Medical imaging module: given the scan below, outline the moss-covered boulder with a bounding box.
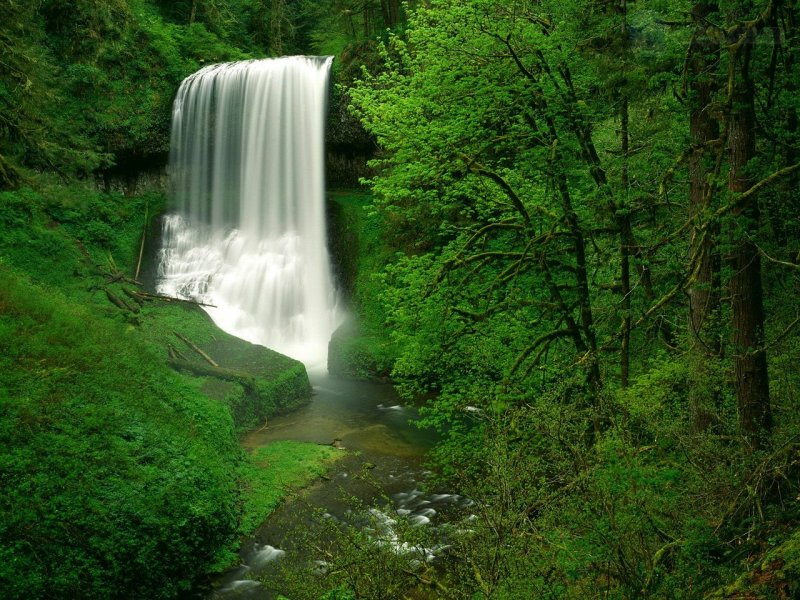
[327,317,393,382]
[134,300,311,430]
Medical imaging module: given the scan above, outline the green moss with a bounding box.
[708,528,800,599]
[1,0,261,179]
[328,318,393,382]
[327,190,397,381]
[237,441,344,535]
[134,301,311,430]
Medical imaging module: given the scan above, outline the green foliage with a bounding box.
[275,360,799,598]
[0,264,240,599]
[0,178,318,598]
[328,322,394,381]
[0,0,798,597]
[339,0,800,597]
[237,441,342,534]
[0,0,262,183]
[0,0,401,184]
[707,528,800,599]
[131,300,311,430]
[327,191,398,380]
[0,2,111,182]
[0,182,159,291]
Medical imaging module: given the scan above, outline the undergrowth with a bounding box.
[0,178,327,598]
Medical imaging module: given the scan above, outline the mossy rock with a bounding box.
[327,318,393,382]
[133,300,312,431]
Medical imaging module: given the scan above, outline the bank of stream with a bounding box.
[207,372,472,599]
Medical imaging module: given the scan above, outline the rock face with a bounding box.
[327,317,393,382]
[325,77,374,188]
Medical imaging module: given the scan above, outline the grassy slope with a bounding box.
[0,179,339,598]
[0,263,240,598]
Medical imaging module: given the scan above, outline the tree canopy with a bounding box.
[339,0,800,595]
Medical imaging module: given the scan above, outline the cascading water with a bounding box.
[157,56,340,367]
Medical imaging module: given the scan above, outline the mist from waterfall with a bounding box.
[157,56,340,367]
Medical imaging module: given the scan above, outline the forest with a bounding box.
[1,0,800,598]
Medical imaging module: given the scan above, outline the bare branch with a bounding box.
[754,242,800,271]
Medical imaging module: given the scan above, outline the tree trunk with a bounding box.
[554,168,601,391]
[363,4,371,38]
[688,4,720,352]
[380,0,391,27]
[270,0,285,55]
[619,94,631,387]
[168,359,257,390]
[687,1,722,430]
[727,40,772,445]
[384,0,401,27]
[253,0,270,50]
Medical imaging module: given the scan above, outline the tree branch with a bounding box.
[460,155,532,226]
[511,328,577,374]
[711,162,800,220]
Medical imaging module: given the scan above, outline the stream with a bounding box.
[207,372,472,599]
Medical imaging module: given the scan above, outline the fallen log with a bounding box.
[104,271,143,286]
[105,289,139,314]
[167,359,256,389]
[167,344,187,361]
[123,287,145,306]
[174,332,219,367]
[132,291,217,308]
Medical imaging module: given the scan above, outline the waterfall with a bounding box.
[157,56,340,367]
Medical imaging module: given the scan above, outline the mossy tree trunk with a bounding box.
[726,27,772,446]
[687,0,722,431]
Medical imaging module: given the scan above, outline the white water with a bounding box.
[157,56,340,367]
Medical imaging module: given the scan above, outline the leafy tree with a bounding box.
[343,0,800,595]
[350,0,689,412]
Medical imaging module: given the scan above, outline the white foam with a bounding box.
[249,544,285,569]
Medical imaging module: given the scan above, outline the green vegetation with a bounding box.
[327,190,396,380]
[309,1,800,598]
[2,0,800,598]
[0,178,319,598]
[0,3,412,598]
[238,441,342,534]
[0,263,240,598]
[0,0,409,188]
